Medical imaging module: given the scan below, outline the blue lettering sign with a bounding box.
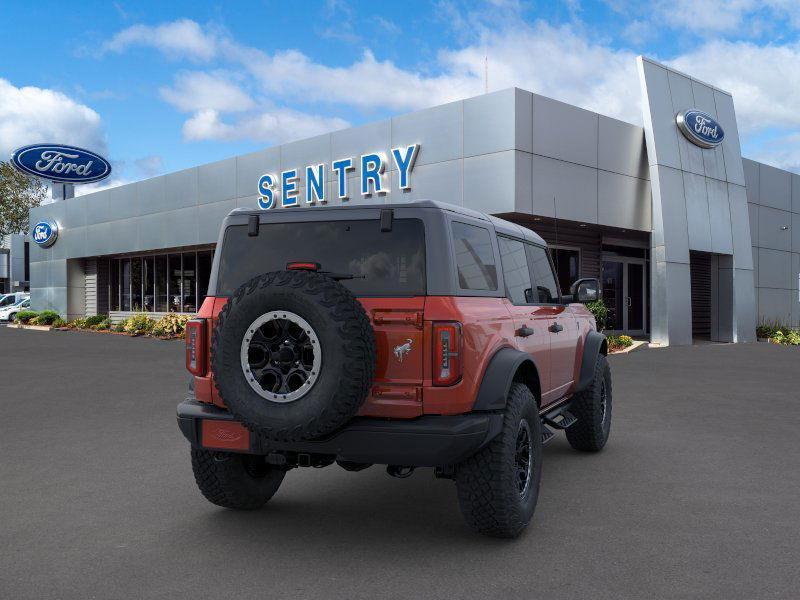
[281,169,299,207]
[31,220,58,247]
[332,158,354,200]
[392,144,419,190]
[361,153,385,196]
[258,173,277,209]
[676,109,725,149]
[305,164,326,204]
[11,144,111,184]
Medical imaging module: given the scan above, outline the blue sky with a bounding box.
[1,0,799,193]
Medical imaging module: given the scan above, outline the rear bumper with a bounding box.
[177,399,503,467]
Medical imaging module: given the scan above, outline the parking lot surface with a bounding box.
[1,326,798,599]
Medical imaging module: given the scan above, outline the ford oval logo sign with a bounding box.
[676,110,725,149]
[11,144,111,184]
[32,220,59,247]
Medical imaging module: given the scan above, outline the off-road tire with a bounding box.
[455,383,542,538]
[565,354,612,452]
[191,448,285,510]
[211,270,376,442]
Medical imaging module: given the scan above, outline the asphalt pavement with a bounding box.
[1,326,798,599]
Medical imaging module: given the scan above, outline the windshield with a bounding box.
[216,218,426,297]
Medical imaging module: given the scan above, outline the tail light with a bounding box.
[433,322,462,386]
[286,261,320,271]
[186,319,207,376]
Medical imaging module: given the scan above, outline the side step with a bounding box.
[540,402,578,445]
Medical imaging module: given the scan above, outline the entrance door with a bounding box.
[601,258,646,336]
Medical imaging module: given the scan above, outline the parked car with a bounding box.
[0,297,31,322]
[177,201,611,537]
[0,292,29,309]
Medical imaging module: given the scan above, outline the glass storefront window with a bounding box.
[110,260,119,311]
[121,259,131,311]
[155,255,168,312]
[131,258,142,311]
[143,257,155,312]
[183,252,197,313]
[169,254,182,312]
[197,251,212,309]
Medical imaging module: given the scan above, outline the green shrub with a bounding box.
[113,321,126,333]
[122,313,155,335]
[608,334,633,349]
[152,313,192,338]
[84,314,108,327]
[15,310,39,324]
[30,310,61,325]
[757,320,800,345]
[92,318,112,331]
[52,317,66,328]
[585,299,608,331]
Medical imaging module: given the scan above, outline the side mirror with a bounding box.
[567,278,599,304]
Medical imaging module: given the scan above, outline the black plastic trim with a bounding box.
[176,400,503,467]
[472,347,538,411]
[575,330,607,392]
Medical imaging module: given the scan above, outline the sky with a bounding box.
[1,0,799,195]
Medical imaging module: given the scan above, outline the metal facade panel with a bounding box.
[792,253,799,289]
[531,155,598,224]
[683,171,712,252]
[198,157,237,205]
[759,163,792,211]
[638,58,681,169]
[463,151,516,214]
[83,190,112,225]
[157,207,199,248]
[163,167,199,211]
[758,287,791,323]
[280,133,332,175]
[388,158,462,205]
[748,202,759,246]
[532,94,598,168]
[706,178,733,254]
[758,248,791,289]
[58,227,87,260]
[758,206,792,251]
[64,195,87,229]
[138,175,168,216]
[667,71,704,176]
[106,183,140,221]
[742,159,759,204]
[103,217,140,255]
[690,81,727,182]
[198,199,236,243]
[597,170,651,231]
[728,184,753,270]
[713,90,746,186]
[514,151,533,214]
[391,101,463,166]
[752,246,759,293]
[514,89,533,154]
[792,288,800,326]
[793,174,800,213]
[794,213,800,251]
[137,212,167,251]
[664,261,693,345]
[236,147,281,197]
[597,116,648,179]
[462,89,516,157]
[331,120,391,178]
[84,222,112,257]
[651,165,690,263]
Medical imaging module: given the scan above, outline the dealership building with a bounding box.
[23,56,800,345]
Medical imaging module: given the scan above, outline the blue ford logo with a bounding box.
[32,220,58,247]
[676,110,725,149]
[11,144,111,184]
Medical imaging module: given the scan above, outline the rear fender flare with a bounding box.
[575,330,607,393]
[472,347,541,411]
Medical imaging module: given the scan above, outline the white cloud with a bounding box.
[134,155,163,177]
[160,71,254,113]
[182,108,349,143]
[0,79,106,159]
[102,19,220,61]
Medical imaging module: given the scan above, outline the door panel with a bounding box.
[506,302,552,402]
[628,262,645,333]
[602,260,624,331]
[546,306,577,400]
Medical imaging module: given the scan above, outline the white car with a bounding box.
[0,292,28,309]
[0,297,31,322]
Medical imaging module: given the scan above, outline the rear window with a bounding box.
[216,218,426,296]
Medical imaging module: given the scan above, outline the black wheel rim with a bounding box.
[515,420,533,497]
[600,380,608,425]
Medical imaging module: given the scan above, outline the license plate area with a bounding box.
[200,419,251,451]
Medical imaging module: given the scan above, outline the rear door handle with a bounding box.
[548,322,564,333]
[516,325,534,338]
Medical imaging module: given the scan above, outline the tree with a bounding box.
[0,160,47,237]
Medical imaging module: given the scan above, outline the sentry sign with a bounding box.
[676,110,725,149]
[257,144,419,210]
[11,144,112,184]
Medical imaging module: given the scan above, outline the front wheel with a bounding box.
[190,449,285,510]
[565,354,612,452]
[455,383,542,538]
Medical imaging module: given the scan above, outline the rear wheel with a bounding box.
[565,354,612,452]
[190,449,285,510]
[455,383,542,538]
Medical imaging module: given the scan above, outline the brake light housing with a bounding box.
[432,321,462,386]
[186,318,207,376]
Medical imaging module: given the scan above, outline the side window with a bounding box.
[525,244,560,304]
[498,236,533,304]
[451,222,498,291]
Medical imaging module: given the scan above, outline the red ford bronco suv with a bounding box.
[178,201,611,537]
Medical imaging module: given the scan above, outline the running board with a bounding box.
[541,425,555,445]
[543,410,577,430]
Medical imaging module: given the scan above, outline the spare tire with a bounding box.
[211,270,376,442]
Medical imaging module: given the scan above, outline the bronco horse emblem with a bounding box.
[393,338,413,363]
